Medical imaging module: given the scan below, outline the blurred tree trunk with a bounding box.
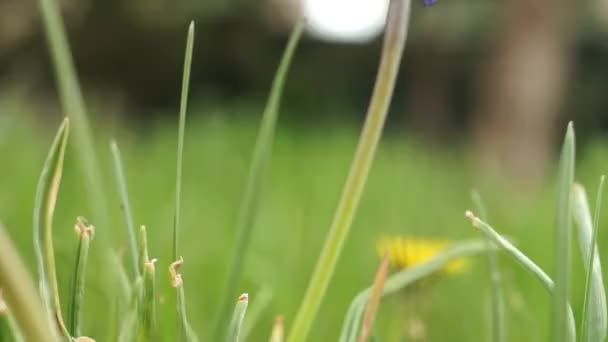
[473,0,572,186]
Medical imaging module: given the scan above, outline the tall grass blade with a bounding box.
[270,316,284,342]
[38,0,109,236]
[67,217,94,337]
[357,253,389,342]
[227,293,249,342]
[553,122,575,342]
[110,140,140,279]
[174,21,195,262]
[32,117,70,337]
[339,239,492,342]
[471,191,505,342]
[288,1,411,340]
[0,221,58,341]
[140,225,157,341]
[170,259,199,342]
[465,211,576,340]
[214,19,304,340]
[572,180,607,342]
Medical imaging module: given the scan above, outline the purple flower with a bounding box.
[422,0,438,6]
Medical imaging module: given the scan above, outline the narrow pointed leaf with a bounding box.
[553,122,575,342]
[227,294,249,342]
[572,181,607,342]
[32,118,70,337]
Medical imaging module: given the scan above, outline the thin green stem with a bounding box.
[288,1,411,340]
[227,294,249,342]
[110,140,140,280]
[471,191,505,342]
[213,20,304,340]
[68,217,94,337]
[174,21,195,262]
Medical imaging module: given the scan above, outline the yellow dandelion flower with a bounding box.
[376,236,468,275]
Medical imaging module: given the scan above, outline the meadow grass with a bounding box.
[0,0,608,340]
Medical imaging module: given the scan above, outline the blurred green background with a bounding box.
[2,0,608,340]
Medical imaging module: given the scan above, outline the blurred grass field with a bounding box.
[1,109,607,341]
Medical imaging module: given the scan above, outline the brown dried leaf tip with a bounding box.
[169,257,184,288]
[238,293,249,303]
[144,258,158,273]
[74,216,95,239]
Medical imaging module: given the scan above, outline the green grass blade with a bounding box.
[572,180,607,342]
[288,2,411,340]
[241,286,273,340]
[213,20,304,340]
[553,122,575,342]
[339,239,493,342]
[357,253,389,342]
[269,316,284,342]
[110,140,140,280]
[32,117,70,337]
[67,217,94,337]
[227,294,249,342]
[140,225,157,341]
[170,259,199,342]
[0,222,58,342]
[38,0,109,237]
[465,211,576,340]
[174,21,195,262]
[471,191,505,342]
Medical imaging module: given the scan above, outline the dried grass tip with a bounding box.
[169,257,184,288]
[74,216,95,239]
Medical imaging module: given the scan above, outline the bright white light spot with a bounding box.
[303,0,389,43]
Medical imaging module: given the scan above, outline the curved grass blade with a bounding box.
[357,253,389,342]
[339,239,492,342]
[227,293,249,342]
[32,117,70,337]
[110,140,140,280]
[67,217,94,337]
[288,1,412,340]
[471,191,505,342]
[174,21,195,262]
[269,316,284,342]
[38,0,109,239]
[0,222,58,342]
[553,122,575,342]
[170,259,199,342]
[213,20,304,340]
[465,211,576,341]
[572,181,607,342]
